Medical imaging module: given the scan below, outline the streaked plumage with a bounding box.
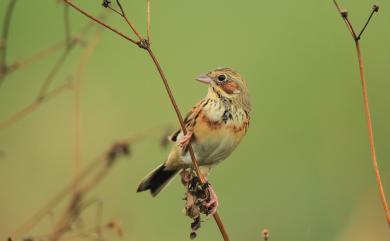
[137,67,251,197]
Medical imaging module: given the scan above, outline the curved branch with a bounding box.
[64,1,231,239]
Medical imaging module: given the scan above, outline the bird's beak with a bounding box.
[195,74,212,84]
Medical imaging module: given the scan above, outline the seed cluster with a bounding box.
[181,169,213,239]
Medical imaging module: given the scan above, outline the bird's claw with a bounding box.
[178,132,193,150]
[203,185,219,215]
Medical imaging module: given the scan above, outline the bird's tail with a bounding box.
[136,163,178,197]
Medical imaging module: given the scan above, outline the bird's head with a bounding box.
[195,67,251,112]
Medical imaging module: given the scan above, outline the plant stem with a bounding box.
[36,49,72,99]
[146,0,151,42]
[145,47,205,180]
[355,40,390,227]
[64,1,231,239]
[333,0,390,227]
[0,80,72,129]
[64,3,72,49]
[0,0,18,87]
[64,0,137,44]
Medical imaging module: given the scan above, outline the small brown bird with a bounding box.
[137,67,251,213]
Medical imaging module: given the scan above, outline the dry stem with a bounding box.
[332,0,390,227]
[0,21,96,129]
[64,3,72,49]
[0,79,72,129]
[0,0,18,87]
[37,49,72,99]
[64,1,230,240]
[71,30,103,196]
[6,40,68,76]
[146,0,151,42]
[4,18,96,77]
[9,125,165,241]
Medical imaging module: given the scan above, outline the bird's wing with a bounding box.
[169,99,208,142]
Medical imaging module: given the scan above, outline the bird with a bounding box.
[137,67,251,214]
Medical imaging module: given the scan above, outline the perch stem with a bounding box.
[64,1,231,239]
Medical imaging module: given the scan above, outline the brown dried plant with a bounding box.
[1,1,176,241]
[63,0,231,240]
[180,169,216,239]
[8,125,168,241]
[0,0,18,86]
[332,1,390,227]
[0,3,103,129]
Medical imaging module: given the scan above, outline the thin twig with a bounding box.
[8,125,166,240]
[148,45,229,238]
[0,21,97,130]
[332,0,390,227]
[145,47,205,181]
[107,5,122,16]
[36,48,72,100]
[115,0,143,41]
[146,0,151,42]
[64,1,230,240]
[6,40,68,75]
[64,3,72,49]
[0,0,18,87]
[64,0,138,45]
[332,0,357,39]
[0,79,72,129]
[3,15,96,78]
[9,154,104,240]
[72,30,103,193]
[37,13,98,98]
[357,5,379,40]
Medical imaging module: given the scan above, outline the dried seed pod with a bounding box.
[191,216,201,231]
[102,0,111,8]
[180,169,192,185]
[186,194,200,219]
[182,168,215,237]
[190,232,197,239]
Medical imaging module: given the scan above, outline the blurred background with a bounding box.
[0,0,389,240]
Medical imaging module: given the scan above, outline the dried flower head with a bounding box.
[190,232,197,239]
[102,0,111,8]
[372,4,380,12]
[106,142,130,166]
[181,169,215,238]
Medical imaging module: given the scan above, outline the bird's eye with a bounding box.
[217,74,227,82]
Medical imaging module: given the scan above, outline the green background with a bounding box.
[1,0,389,240]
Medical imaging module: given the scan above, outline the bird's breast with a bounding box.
[190,99,250,165]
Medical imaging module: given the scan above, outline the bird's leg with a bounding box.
[178,131,193,151]
[202,181,219,215]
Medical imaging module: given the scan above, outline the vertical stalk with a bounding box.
[355,40,390,226]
